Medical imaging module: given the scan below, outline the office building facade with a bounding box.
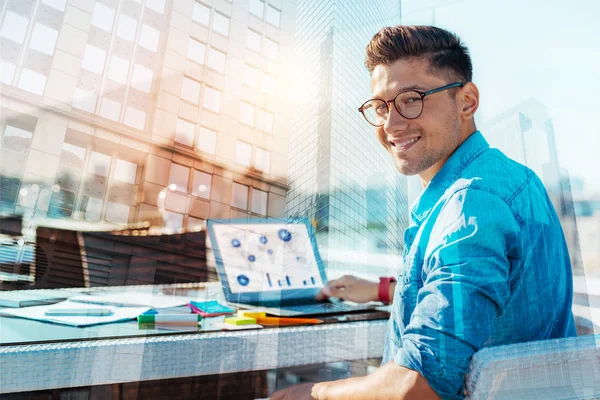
[0,0,295,237]
[285,0,408,278]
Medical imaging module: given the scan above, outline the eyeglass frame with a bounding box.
[358,82,467,127]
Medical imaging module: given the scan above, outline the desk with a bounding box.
[0,283,388,396]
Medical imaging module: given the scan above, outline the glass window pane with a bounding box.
[266,5,281,27]
[251,188,267,215]
[131,64,153,93]
[249,0,264,18]
[187,216,205,232]
[187,38,206,64]
[0,12,28,44]
[17,69,46,95]
[168,163,190,192]
[192,2,210,26]
[106,202,130,224]
[203,87,221,112]
[247,29,261,52]
[82,45,106,75]
[91,3,115,32]
[231,183,248,210]
[257,109,273,133]
[235,141,252,167]
[244,64,259,87]
[240,101,255,126]
[192,170,212,199]
[3,125,33,153]
[255,148,270,173]
[99,97,121,121]
[60,143,86,169]
[212,13,229,36]
[114,159,137,184]
[146,0,165,14]
[0,61,16,84]
[139,24,159,52]
[175,118,195,146]
[107,55,129,84]
[197,126,217,154]
[88,152,111,177]
[73,88,97,112]
[162,211,183,234]
[263,38,278,60]
[123,107,146,130]
[42,0,67,12]
[207,48,226,73]
[81,196,103,221]
[260,72,275,95]
[181,76,201,104]
[29,23,58,56]
[117,14,137,41]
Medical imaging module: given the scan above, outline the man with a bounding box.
[272,25,576,400]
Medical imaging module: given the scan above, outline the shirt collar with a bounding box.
[410,130,489,224]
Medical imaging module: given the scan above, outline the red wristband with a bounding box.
[378,277,397,304]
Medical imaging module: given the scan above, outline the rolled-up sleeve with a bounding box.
[393,188,521,399]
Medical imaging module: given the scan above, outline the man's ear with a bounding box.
[460,82,479,120]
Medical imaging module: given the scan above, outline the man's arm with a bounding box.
[315,275,397,303]
[272,362,440,400]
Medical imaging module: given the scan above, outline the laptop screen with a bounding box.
[210,221,324,294]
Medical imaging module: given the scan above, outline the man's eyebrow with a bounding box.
[372,84,428,99]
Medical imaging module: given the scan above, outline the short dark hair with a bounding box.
[365,25,473,83]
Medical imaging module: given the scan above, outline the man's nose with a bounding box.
[384,103,409,133]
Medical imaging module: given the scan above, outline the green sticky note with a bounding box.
[224,316,257,326]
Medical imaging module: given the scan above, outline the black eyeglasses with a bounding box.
[358,82,466,127]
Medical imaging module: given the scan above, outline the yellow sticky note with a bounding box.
[224,316,257,326]
[237,310,267,319]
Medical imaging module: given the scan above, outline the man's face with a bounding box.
[370,58,463,179]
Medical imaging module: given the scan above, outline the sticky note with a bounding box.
[237,310,267,319]
[224,316,257,326]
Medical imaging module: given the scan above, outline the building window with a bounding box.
[231,183,248,210]
[0,12,28,44]
[251,188,267,215]
[255,147,270,173]
[188,38,206,64]
[207,48,226,73]
[117,14,137,41]
[263,38,278,60]
[139,24,160,52]
[197,126,217,154]
[181,76,201,104]
[146,0,165,14]
[0,61,16,84]
[81,45,106,75]
[175,118,196,147]
[88,151,111,177]
[114,159,137,184]
[29,23,58,56]
[192,2,211,26]
[243,64,259,87]
[192,170,212,199]
[239,101,255,127]
[260,72,275,95]
[163,211,184,233]
[247,29,261,52]
[91,3,115,32]
[81,197,103,221]
[168,163,190,192]
[42,0,67,12]
[212,13,229,36]
[187,216,205,232]
[106,202,130,224]
[266,5,281,27]
[123,107,146,131]
[99,98,121,121]
[73,88,97,112]
[249,0,264,18]
[107,55,129,84]
[257,109,273,133]
[235,141,252,167]
[203,87,221,113]
[131,64,153,93]
[17,69,46,95]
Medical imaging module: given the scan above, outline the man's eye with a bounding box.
[406,97,421,103]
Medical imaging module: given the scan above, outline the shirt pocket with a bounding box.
[390,268,414,346]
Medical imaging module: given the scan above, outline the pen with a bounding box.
[256,316,321,326]
[137,314,202,325]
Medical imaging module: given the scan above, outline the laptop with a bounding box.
[206,218,379,317]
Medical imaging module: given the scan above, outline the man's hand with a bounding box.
[316,275,379,303]
[271,383,316,400]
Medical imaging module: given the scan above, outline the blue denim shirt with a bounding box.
[382,131,576,399]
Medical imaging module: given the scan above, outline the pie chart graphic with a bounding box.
[259,235,268,245]
[278,229,292,242]
[231,238,241,248]
[248,255,256,262]
[237,274,250,286]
